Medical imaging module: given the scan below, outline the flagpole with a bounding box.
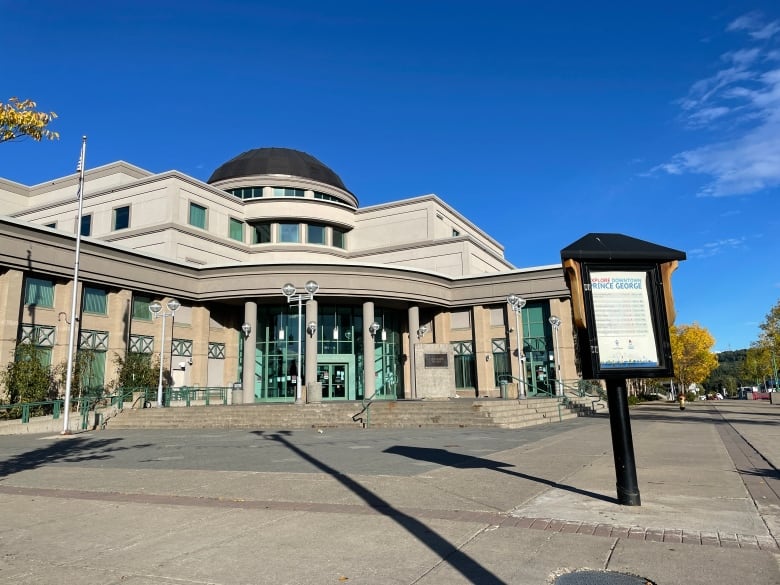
[62,136,87,435]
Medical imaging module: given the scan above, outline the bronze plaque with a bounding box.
[424,353,448,368]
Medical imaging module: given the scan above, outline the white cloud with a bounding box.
[654,12,780,197]
[688,236,748,258]
[727,12,780,40]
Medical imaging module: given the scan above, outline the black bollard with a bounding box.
[605,378,641,506]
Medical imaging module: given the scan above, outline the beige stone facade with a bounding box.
[0,148,577,404]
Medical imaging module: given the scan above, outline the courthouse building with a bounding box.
[0,147,576,403]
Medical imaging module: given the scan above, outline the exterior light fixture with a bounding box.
[548,315,562,396]
[306,321,317,336]
[149,298,181,407]
[416,325,428,339]
[369,322,381,337]
[241,322,252,338]
[281,280,319,404]
[507,295,527,399]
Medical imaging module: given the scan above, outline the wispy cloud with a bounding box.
[727,11,780,40]
[652,11,780,197]
[687,236,748,258]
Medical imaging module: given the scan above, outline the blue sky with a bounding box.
[2,1,779,352]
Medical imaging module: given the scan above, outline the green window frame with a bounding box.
[112,205,130,230]
[76,349,106,394]
[492,339,510,386]
[189,202,207,229]
[307,223,326,245]
[24,277,54,308]
[80,214,92,236]
[227,187,264,199]
[272,187,304,198]
[229,218,245,242]
[129,334,154,354]
[80,329,109,351]
[313,192,340,202]
[83,286,107,315]
[252,222,272,244]
[279,222,300,243]
[332,227,346,249]
[453,341,476,389]
[20,324,56,347]
[172,338,193,357]
[132,295,152,320]
[208,342,225,359]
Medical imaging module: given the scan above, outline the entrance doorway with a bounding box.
[318,363,349,399]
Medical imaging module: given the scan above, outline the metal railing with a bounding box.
[496,374,554,398]
[0,396,99,430]
[0,386,232,431]
[352,390,378,428]
[167,386,228,407]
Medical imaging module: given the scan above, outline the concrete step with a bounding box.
[105,398,583,431]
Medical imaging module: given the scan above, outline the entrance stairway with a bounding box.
[105,398,583,431]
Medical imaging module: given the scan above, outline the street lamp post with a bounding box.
[507,295,527,399]
[548,315,562,396]
[282,280,319,404]
[149,298,180,407]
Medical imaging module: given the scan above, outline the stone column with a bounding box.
[0,270,24,398]
[363,301,375,399]
[408,306,420,399]
[305,298,320,403]
[549,297,574,384]
[241,300,257,404]
[472,305,493,397]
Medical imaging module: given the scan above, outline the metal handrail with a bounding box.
[496,374,555,398]
[352,390,379,428]
[167,387,228,406]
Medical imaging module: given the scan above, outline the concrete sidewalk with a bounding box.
[0,401,778,584]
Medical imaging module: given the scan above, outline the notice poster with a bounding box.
[590,270,659,369]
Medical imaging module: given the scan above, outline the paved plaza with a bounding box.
[1,401,778,584]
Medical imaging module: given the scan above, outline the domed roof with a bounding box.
[207,147,350,192]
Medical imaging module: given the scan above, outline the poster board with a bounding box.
[579,263,673,379]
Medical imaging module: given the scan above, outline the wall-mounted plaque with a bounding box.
[424,353,449,368]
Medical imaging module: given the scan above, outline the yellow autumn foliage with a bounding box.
[670,323,718,390]
[0,97,59,143]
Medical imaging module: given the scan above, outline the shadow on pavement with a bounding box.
[0,436,150,479]
[252,430,507,585]
[385,445,617,504]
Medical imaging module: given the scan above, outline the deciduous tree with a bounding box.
[108,352,162,390]
[1,97,59,143]
[749,298,780,389]
[669,323,718,392]
[0,343,56,404]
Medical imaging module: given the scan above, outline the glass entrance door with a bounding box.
[318,363,349,399]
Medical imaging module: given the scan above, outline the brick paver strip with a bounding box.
[0,484,772,550]
[756,536,779,551]
[513,516,535,529]
[611,527,630,539]
[627,527,646,540]
[576,523,597,535]
[719,534,740,548]
[682,531,701,545]
[530,518,551,530]
[663,529,682,543]
[547,519,565,532]
[702,531,721,542]
[737,534,760,550]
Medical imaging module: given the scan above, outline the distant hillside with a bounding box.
[703,349,747,394]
